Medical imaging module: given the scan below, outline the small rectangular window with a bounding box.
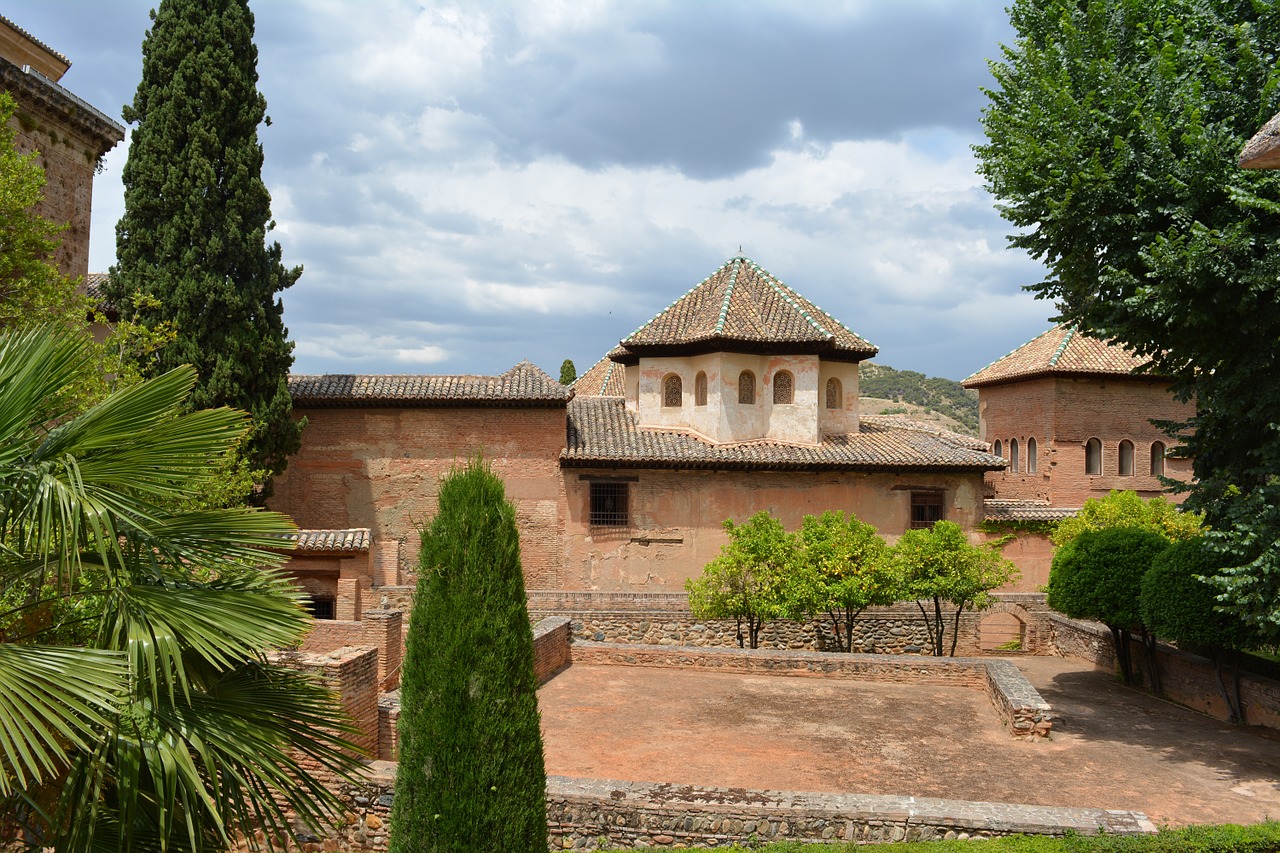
[589,481,629,527]
[910,492,944,530]
[306,596,336,620]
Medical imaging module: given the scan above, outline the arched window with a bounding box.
[738,371,756,404]
[1010,438,1021,473]
[773,370,794,404]
[694,371,707,406]
[1085,438,1102,475]
[1027,437,1038,474]
[1118,440,1134,476]
[662,373,682,408]
[825,377,842,410]
[993,439,1003,459]
[1151,441,1166,477]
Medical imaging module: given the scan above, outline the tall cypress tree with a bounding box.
[390,457,547,852]
[108,0,302,485]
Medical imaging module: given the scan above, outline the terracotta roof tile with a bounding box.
[572,355,626,398]
[286,528,371,553]
[290,361,571,407]
[962,326,1149,388]
[563,398,1003,471]
[1241,110,1280,169]
[82,272,110,304]
[609,256,877,363]
[982,500,1080,523]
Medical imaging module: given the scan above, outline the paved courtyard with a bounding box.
[538,655,1280,827]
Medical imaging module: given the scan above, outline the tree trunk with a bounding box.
[916,599,937,655]
[1110,626,1135,685]
[949,604,965,657]
[735,617,744,649]
[1139,629,1162,696]
[747,615,762,649]
[1210,649,1241,724]
[933,597,946,657]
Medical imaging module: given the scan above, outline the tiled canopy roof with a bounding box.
[572,355,626,398]
[290,361,571,408]
[286,528,371,553]
[1240,110,1280,169]
[608,255,878,364]
[562,397,1003,472]
[962,326,1149,389]
[82,272,110,303]
[982,500,1079,523]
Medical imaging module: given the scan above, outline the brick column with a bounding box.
[360,609,404,691]
[336,578,361,621]
[373,539,401,587]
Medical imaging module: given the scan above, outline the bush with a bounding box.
[389,457,546,852]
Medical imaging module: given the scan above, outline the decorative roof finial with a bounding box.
[737,244,744,257]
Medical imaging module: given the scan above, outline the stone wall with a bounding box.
[1048,613,1280,730]
[529,591,1053,657]
[310,765,1153,851]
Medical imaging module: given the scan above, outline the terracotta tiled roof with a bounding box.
[860,415,987,451]
[982,500,1080,523]
[572,355,626,398]
[286,528,371,553]
[609,256,878,364]
[1240,110,1280,169]
[289,361,571,408]
[562,398,1003,471]
[82,272,110,303]
[962,326,1149,388]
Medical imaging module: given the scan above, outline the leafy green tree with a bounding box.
[0,326,360,852]
[892,521,1019,656]
[108,0,303,490]
[793,511,896,653]
[390,457,546,853]
[1048,527,1169,686]
[0,93,93,331]
[559,359,577,385]
[686,511,796,649]
[1142,539,1260,722]
[977,0,1280,633]
[1051,490,1204,548]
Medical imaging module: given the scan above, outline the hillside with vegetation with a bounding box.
[859,363,979,436]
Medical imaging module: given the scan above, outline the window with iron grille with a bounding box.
[825,377,842,410]
[589,481,629,527]
[306,595,336,620]
[738,370,755,404]
[662,373,682,408]
[773,370,793,404]
[910,492,944,529]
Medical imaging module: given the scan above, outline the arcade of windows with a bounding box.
[658,369,846,409]
[993,436,1168,477]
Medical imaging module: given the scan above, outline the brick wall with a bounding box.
[271,646,381,759]
[269,406,567,589]
[1048,613,1280,730]
[532,616,572,684]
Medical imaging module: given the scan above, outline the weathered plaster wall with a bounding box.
[818,360,859,435]
[977,528,1056,593]
[979,377,1193,507]
[561,467,987,590]
[269,406,568,587]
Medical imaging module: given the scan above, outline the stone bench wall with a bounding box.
[570,641,1053,738]
[311,766,1154,851]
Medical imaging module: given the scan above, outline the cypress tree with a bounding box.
[390,457,547,852]
[108,0,302,485]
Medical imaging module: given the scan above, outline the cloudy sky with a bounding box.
[14,1,1055,381]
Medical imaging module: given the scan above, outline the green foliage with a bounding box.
[686,511,796,649]
[109,0,304,489]
[891,521,1019,656]
[0,93,93,331]
[793,511,895,653]
[1142,539,1257,653]
[977,0,1280,633]
[859,362,979,434]
[390,457,547,853]
[559,358,577,385]
[1051,491,1204,547]
[0,326,361,851]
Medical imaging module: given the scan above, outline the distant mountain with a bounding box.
[859,363,979,436]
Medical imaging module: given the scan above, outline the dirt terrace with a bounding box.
[538,655,1280,827]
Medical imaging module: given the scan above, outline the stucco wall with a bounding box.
[269,406,568,588]
[561,467,987,590]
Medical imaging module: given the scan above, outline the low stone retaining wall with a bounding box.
[529,591,1053,657]
[533,616,573,684]
[570,642,1053,738]
[316,765,1154,850]
[1049,613,1280,730]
